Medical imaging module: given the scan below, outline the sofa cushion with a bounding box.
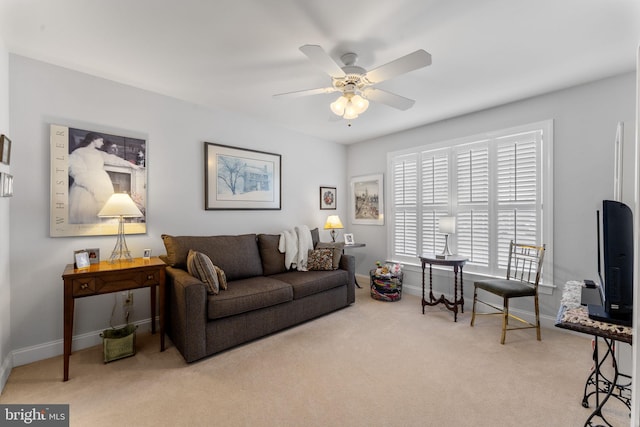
[257,234,287,275]
[307,249,334,271]
[315,242,345,269]
[186,250,220,294]
[207,277,293,320]
[162,234,263,280]
[269,270,348,299]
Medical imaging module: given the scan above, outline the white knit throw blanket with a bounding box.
[278,225,314,271]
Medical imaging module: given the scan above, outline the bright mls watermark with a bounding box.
[0,405,69,426]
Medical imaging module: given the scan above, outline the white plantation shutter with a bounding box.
[421,152,448,204]
[457,210,490,266]
[496,133,538,203]
[496,209,537,268]
[388,122,550,280]
[391,155,418,260]
[495,132,540,269]
[421,151,449,254]
[394,210,417,257]
[457,146,489,204]
[456,145,489,266]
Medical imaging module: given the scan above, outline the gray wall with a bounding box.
[346,72,637,321]
[7,54,348,366]
[0,37,11,392]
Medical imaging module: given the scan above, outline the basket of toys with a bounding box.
[370,261,403,302]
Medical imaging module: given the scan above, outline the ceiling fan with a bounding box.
[274,45,432,120]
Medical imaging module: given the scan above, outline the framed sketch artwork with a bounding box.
[205,142,281,210]
[50,124,147,237]
[320,186,336,210]
[351,173,384,225]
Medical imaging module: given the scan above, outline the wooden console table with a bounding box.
[62,257,166,381]
[419,254,468,322]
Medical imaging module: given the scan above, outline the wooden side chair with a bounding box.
[470,241,546,344]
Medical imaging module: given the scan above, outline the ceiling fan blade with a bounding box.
[273,86,337,99]
[363,88,416,111]
[299,45,346,78]
[365,49,431,84]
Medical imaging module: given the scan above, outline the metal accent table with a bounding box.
[555,281,632,426]
[343,243,366,288]
[419,254,468,322]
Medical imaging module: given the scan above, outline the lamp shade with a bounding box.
[98,193,143,218]
[324,215,344,230]
[438,216,456,234]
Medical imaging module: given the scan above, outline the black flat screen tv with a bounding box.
[588,200,634,326]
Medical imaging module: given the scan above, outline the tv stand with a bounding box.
[587,304,632,327]
[556,281,632,426]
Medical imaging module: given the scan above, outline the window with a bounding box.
[388,121,553,285]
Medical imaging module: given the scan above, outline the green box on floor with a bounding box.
[100,324,137,363]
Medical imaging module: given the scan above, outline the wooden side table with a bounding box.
[419,254,468,322]
[62,257,166,381]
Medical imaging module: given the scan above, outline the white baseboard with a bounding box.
[11,318,154,368]
[0,351,13,395]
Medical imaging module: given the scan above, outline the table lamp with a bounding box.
[437,216,456,259]
[324,215,344,243]
[98,192,143,262]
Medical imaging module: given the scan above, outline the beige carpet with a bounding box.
[0,289,631,426]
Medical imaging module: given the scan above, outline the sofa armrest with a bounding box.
[339,254,356,304]
[165,266,208,362]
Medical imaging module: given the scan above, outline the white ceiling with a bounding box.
[1,0,639,144]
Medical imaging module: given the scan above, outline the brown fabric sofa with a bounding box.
[161,232,355,362]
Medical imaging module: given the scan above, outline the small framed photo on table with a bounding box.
[344,233,355,245]
[86,248,100,264]
[74,250,90,269]
[143,249,152,259]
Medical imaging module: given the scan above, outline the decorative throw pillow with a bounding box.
[186,250,220,294]
[315,242,344,270]
[214,265,228,290]
[307,249,334,271]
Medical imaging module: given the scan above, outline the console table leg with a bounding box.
[421,262,426,314]
[63,290,74,382]
[150,284,157,335]
[453,265,459,322]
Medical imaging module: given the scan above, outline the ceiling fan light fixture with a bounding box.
[343,107,359,120]
[331,92,369,119]
[330,95,347,115]
[351,94,369,113]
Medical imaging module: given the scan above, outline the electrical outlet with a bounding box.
[122,290,133,306]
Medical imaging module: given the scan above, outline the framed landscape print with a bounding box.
[320,186,336,210]
[205,142,281,210]
[351,173,384,225]
[50,124,147,237]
